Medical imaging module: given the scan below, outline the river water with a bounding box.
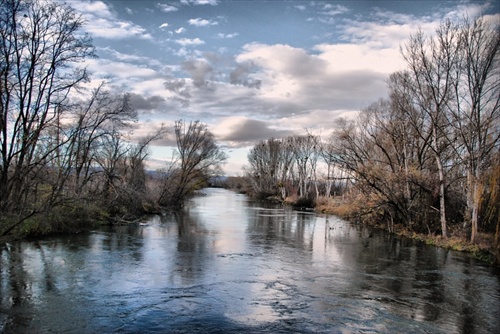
[1,188,499,333]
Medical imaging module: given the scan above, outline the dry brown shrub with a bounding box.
[283,195,299,205]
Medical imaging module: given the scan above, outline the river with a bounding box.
[1,188,499,333]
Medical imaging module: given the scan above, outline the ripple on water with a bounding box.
[1,189,499,333]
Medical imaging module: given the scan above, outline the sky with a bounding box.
[66,0,499,175]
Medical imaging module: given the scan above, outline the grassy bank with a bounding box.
[313,195,500,266]
[0,203,109,241]
[396,231,496,264]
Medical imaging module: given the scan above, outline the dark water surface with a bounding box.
[1,188,499,333]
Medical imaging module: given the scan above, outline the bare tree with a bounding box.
[290,134,319,198]
[66,83,136,195]
[320,134,337,198]
[159,120,227,207]
[401,20,462,238]
[126,126,167,194]
[0,0,94,232]
[450,17,500,242]
[246,137,294,199]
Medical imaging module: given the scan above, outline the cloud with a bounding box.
[86,20,153,40]
[178,80,268,117]
[229,62,261,88]
[159,23,169,29]
[157,3,179,12]
[443,2,493,21]
[231,42,401,116]
[71,1,152,40]
[341,17,436,48]
[175,38,205,46]
[181,59,214,88]
[164,78,191,107]
[213,117,294,147]
[313,43,404,73]
[131,121,178,148]
[188,18,218,27]
[237,43,327,78]
[181,0,218,5]
[98,47,161,65]
[322,4,349,16]
[216,32,239,39]
[86,58,160,80]
[128,93,166,112]
[83,57,170,102]
[279,109,358,133]
[235,44,326,104]
[71,1,112,15]
[72,0,497,176]
[154,39,394,121]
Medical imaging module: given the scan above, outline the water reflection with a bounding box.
[173,212,214,284]
[247,206,316,254]
[1,188,499,333]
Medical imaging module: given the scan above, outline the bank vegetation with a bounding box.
[236,17,500,263]
[0,0,226,238]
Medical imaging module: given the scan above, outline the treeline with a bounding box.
[0,0,226,237]
[241,18,499,250]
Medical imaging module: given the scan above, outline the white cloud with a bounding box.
[279,109,357,133]
[188,18,218,27]
[86,59,160,80]
[157,3,179,12]
[444,2,493,21]
[85,19,153,40]
[217,32,239,39]
[134,78,173,97]
[98,47,163,68]
[175,27,186,34]
[71,1,112,15]
[159,22,169,29]
[233,42,396,115]
[71,1,152,40]
[236,44,325,101]
[322,4,349,16]
[342,17,437,48]
[313,43,405,73]
[175,38,205,46]
[181,0,219,5]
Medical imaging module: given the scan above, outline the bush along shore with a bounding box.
[314,196,499,266]
[223,176,500,266]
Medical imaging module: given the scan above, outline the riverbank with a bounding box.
[2,187,498,267]
[313,196,500,266]
[394,230,498,264]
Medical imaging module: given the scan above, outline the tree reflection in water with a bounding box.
[0,188,499,333]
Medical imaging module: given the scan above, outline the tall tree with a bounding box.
[451,17,499,243]
[401,20,462,238]
[0,0,94,216]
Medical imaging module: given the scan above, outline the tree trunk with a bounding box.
[471,174,480,243]
[433,128,447,238]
